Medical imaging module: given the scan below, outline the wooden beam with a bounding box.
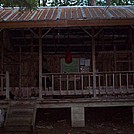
[0,19,134,29]
[39,28,42,99]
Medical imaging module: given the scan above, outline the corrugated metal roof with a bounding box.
[0,6,134,28]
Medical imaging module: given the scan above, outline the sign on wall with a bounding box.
[61,58,79,73]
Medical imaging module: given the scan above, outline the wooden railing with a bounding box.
[95,71,134,96]
[40,71,134,98]
[0,71,10,100]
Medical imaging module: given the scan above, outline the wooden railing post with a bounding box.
[6,71,10,100]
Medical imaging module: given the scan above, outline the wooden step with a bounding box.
[4,100,37,132]
[8,111,33,117]
[6,117,32,125]
[5,125,32,132]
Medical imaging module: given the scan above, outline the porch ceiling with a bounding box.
[0,6,134,28]
[9,26,131,53]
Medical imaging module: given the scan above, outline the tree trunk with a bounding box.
[88,0,96,6]
[38,0,40,6]
[106,0,111,6]
[43,0,47,6]
[119,0,122,5]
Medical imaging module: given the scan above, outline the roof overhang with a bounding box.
[0,6,134,29]
[0,19,134,28]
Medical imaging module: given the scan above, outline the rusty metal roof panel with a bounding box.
[45,8,53,20]
[50,8,57,20]
[59,8,65,20]
[24,11,35,20]
[117,8,132,18]
[38,9,47,20]
[65,7,71,19]
[32,10,42,20]
[17,10,32,21]
[71,7,77,19]
[0,6,134,28]
[0,6,134,21]
[125,6,134,14]
[1,9,14,21]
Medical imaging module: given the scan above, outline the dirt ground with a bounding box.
[35,107,134,134]
[0,107,134,134]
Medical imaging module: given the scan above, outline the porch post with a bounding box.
[1,30,4,95]
[39,28,42,99]
[71,106,85,127]
[114,44,117,71]
[92,28,96,97]
[6,71,10,100]
[130,29,134,70]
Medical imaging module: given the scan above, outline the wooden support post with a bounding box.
[130,29,134,71]
[114,45,117,71]
[71,106,85,127]
[6,71,10,100]
[39,28,42,99]
[1,30,4,94]
[131,29,134,86]
[114,44,117,87]
[92,29,96,97]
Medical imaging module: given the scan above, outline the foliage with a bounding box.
[46,0,134,6]
[96,0,134,6]
[0,0,38,10]
[0,0,133,8]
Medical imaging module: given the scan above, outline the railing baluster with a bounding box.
[119,73,122,94]
[98,74,101,95]
[60,75,62,95]
[67,75,69,95]
[126,73,129,93]
[74,75,76,95]
[52,75,54,95]
[81,75,83,95]
[112,73,115,95]
[133,73,134,88]
[88,74,91,90]
[44,76,47,95]
[105,73,108,95]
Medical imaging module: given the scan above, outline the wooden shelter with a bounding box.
[0,6,134,129]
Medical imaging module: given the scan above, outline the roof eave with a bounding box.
[0,19,134,29]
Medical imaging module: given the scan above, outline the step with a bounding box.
[4,100,37,132]
[7,116,32,121]
[10,104,35,109]
[9,108,34,114]
[8,112,33,117]
[6,121,32,126]
[5,125,32,132]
